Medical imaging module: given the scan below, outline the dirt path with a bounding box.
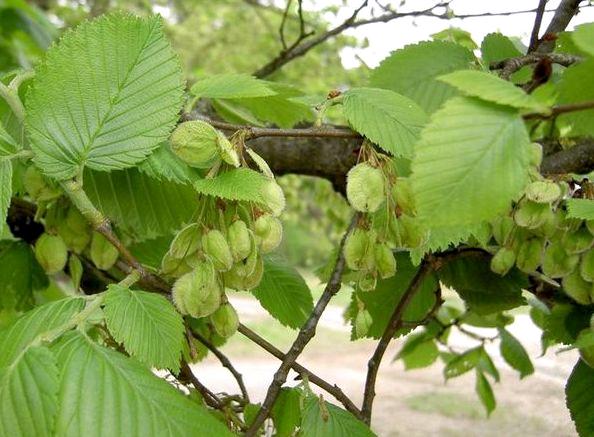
[191,296,578,436]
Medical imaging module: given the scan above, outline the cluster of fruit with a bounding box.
[166,120,286,338]
[490,178,594,305]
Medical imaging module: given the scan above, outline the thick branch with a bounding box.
[540,139,594,174]
[490,52,581,79]
[244,214,359,435]
[536,0,584,53]
[360,259,436,423]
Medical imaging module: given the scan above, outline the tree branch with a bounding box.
[360,258,436,423]
[244,214,359,436]
[536,0,584,53]
[490,52,581,79]
[528,0,548,52]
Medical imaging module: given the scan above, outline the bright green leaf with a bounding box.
[191,73,276,99]
[342,87,427,158]
[439,70,546,111]
[572,23,594,57]
[412,97,530,228]
[370,41,475,113]
[557,60,594,137]
[0,345,59,437]
[271,388,302,437]
[51,332,233,437]
[396,332,439,370]
[566,359,594,436]
[138,143,200,184]
[103,284,185,372]
[193,168,270,204]
[475,370,496,416]
[0,161,12,228]
[499,328,534,378]
[252,257,313,329]
[481,33,522,65]
[26,12,184,179]
[0,122,19,156]
[567,199,594,220]
[444,347,483,379]
[301,395,375,437]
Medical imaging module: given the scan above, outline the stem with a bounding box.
[0,82,26,124]
[118,270,141,288]
[41,294,105,343]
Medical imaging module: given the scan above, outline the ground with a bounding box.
[191,278,578,436]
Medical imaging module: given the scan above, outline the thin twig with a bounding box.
[536,0,584,54]
[179,362,223,409]
[244,214,359,436]
[490,52,581,79]
[192,330,250,402]
[528,0,548,52]
[279,0,292,50]
[400,287,444,328]
[524,99,594,119]
[237,323,363,419]
[361,258,436,423]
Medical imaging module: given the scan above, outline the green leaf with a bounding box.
[347,253,438,339]
[478,348,500,382]
[0,345,59,437]
[475,370,496,416]
[193,168,269,204]
[432,28,477,50]
[191,73,276,99]
[26,12,184,180]
[438,255,527,315]
[439,70,545,111]
[411,97,530,228]
[84,168,197,241]
[557,60,594,137]
[0,298,85,368]
[301,395,376,437]
[138,143,200,184]
[0,122,19,156]
[0,240,48,311]
[252,257,313,329]
[396,332,439,370]
[342,87,427,158]
[51,332,232,436]
[103,284,185,372]
[572,23,594,57]
[0,161,12,227]
[271,388,302,437]
[444,346,483,379]
[567,199,594,220]
[566,359,594,436]
[370,41,475,113]
[499,328,534,378]
[481,33,522,65]
[129,235,172,270]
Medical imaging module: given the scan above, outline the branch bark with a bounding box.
[536,0,584,53]
[244,214,359,436]
[528,0,548,52]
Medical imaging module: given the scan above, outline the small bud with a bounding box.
[35,233,68,274]
[355,309,373,338]
[254,214,283,254]
[170,121,220,168]
[346,163,385,213]
[202,229,234,272]
[227,220,252,261]
[490,247,516,276]
[210,302,239,338]
[90,232,119,270]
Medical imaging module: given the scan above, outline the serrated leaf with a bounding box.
[370,41,475,113]
[444,346,482,379]
[84,168,197,241]
[481,33,522,65]
[347,253,438,339]
[572,23,594,57]
[138,143,200,184]
[0,298,85,368]
[0,122,19,156]
[566,359,594,436]
[567,199,594,220]
[0,161,12,227]
[499,328,534,378]
[438,255,527,315]
[191,74,276,99]
[129,235,172,270]
[271,388,302,437]
[193,167,269,203]
[0,240,48,311]
[301,395,376,437]
[557,60,594,137]
[396,332,439,370]
[342,87,427,158]
[51,332,232,436]
[412,97,530,228]
[475,370,496,416]
[251,257,313,329]
[0,345,59,437]
[478,348,500,382]
[439,70,546,111]
[26,12,184,180]
[103,285,185,372]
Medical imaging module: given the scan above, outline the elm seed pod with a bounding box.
[562,269,593,305]
[243,255,264,290]
[23,166,61,202]
[254,214,283,254]
[399,214,426,249]
[261,180,286,217]
[170,120,220,168]
[374,243,397,279]
[344,228,368,271]
[346,163,385,213]
[216,131,240,167]
[542,241,579,278]
[172,261,221,318]
[355,309,373,338]
[562,226,594,254]
[228,220,252,261]
[358,272,377,292]
[491,216,515,246]
[161,252,193,278]
[529,142,543,168]
[490,247,516,276]
[577,329,594,369]
[513,200,550,229]
[392,177,415,215]
[515,238,544,273]
[223,264,245,291]
[35,233,68,274]
[581,250,594,282]
[210,302,239,338]
[169,223,201,259]
[90,232,119,270]
[525,180,561,204]
[57,207,91,253]
[202,229,234,272]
